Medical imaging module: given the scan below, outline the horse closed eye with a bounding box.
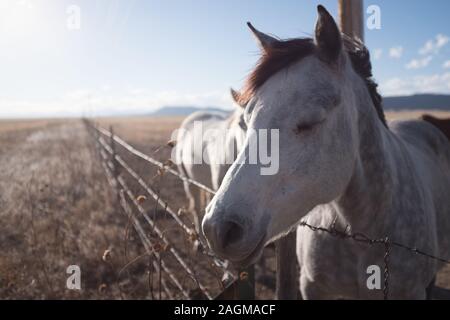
[294,123,316,134]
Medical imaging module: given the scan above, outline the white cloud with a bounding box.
[443,60,450,69]
[402,34,449,72]
[405,55,433,70]
[420,40,434,55]
[389,46,403,59]
[373,48,383,60]
[0,88,234,118]
[379,72,450,96]
[436,34,449,49]
[419,34,449,55]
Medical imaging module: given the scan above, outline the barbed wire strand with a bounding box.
[96,133,233,275]
[116,174,213,299]
[96,126,216,194]
[118,190,178,299]
[98,137,189,299]
[97,135,233,281]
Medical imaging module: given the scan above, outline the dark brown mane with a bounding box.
[239,38,315,105]
[345,38,387,127]
[239,36,387,127]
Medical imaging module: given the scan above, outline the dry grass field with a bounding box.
[0,119,148,299]
[1,110,450,299]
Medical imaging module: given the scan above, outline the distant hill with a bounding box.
[150,106,228,116]
[383,94,450,111]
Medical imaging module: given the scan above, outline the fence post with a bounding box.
[109,126,119,180]
[109,125,120,199]
[92,121,100,154]
[338,0,364,41]
[275,231,298,299]
[236,265,255,300]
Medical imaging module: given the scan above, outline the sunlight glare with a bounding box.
[0,0,44,39]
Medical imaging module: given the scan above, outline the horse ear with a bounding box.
[247,22,278,52]
[230,88,245,108]
[314,5,342,63]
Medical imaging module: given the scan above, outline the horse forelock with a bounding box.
[239,35,387,128]
[238,38,315,106]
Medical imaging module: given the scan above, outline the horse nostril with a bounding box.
[220,220,244,249]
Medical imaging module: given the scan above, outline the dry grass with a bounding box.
[98,117,184,147]
[385,110,450,121]
[0,117,251,300]
[0,119,63,134]
[0,120,150,299]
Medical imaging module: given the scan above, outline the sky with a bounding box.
[0,0,449,118]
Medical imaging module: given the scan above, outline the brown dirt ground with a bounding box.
[0,120,162,299]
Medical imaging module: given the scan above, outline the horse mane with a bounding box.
[239,35,388,127]
[344,37,387,127]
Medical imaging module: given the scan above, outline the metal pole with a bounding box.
[338,0,364,41]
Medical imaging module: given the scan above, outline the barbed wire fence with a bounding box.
[84,119,450,300]
[298,220,450,299]
[85,119,247,300]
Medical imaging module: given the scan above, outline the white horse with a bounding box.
[202,5,450,299]
[175,90,246,233]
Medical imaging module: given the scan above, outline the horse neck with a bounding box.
[333,90,397,236]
